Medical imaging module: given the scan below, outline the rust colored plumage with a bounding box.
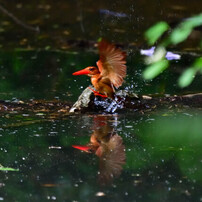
[72,39,127,99]
[72,116,126,185]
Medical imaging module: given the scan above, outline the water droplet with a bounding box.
[95,192,105,197]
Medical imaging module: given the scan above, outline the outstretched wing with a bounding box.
[97,39,127,88]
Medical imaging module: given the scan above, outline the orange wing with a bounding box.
[96,39,127,88]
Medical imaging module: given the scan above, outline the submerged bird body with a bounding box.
[72,39,127,99]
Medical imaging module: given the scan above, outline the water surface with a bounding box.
[0,50,202,201]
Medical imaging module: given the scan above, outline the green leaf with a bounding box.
[0,166,19,172]
[183,14,202,28]
[170,14,202,45]
[193,57,202,69]
[143,59,169,80]
[170,26,192,45]
[178,57,202,88]
[145,22,169,45]
[178,68,197,88]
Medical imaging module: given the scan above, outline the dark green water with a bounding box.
[0,50,202,101]
[1,109,202,201]
[0,50,202,201]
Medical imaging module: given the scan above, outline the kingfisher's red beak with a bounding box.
[72,145,91,152]
[72,68,91,75]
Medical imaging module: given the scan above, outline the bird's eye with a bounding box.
[89,67,94,71]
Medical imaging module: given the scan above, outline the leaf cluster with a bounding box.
[144,13,202,87]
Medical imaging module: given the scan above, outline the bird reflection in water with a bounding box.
[72,115,125,185]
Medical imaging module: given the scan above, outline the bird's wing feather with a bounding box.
[97,39,126,88]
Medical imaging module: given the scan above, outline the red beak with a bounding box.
[72,145,91,152]
[72,68,91,76]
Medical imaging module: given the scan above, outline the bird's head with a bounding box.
[72,66,99,76]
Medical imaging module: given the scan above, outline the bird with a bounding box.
[72,39,127,99]
[72,115,125,185]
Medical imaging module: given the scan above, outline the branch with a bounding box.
[0,3,40,32]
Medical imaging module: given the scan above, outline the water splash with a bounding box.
[99,9,128,18]
[94,95,125,113]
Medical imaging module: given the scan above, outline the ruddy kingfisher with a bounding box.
[72,39,127,99]
[72,115,125,184]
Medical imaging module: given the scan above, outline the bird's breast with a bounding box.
[91,76,100,89]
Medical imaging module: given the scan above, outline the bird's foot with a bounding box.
[88,87,108,98]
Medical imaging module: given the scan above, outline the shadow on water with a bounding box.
[72,115,126,186]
